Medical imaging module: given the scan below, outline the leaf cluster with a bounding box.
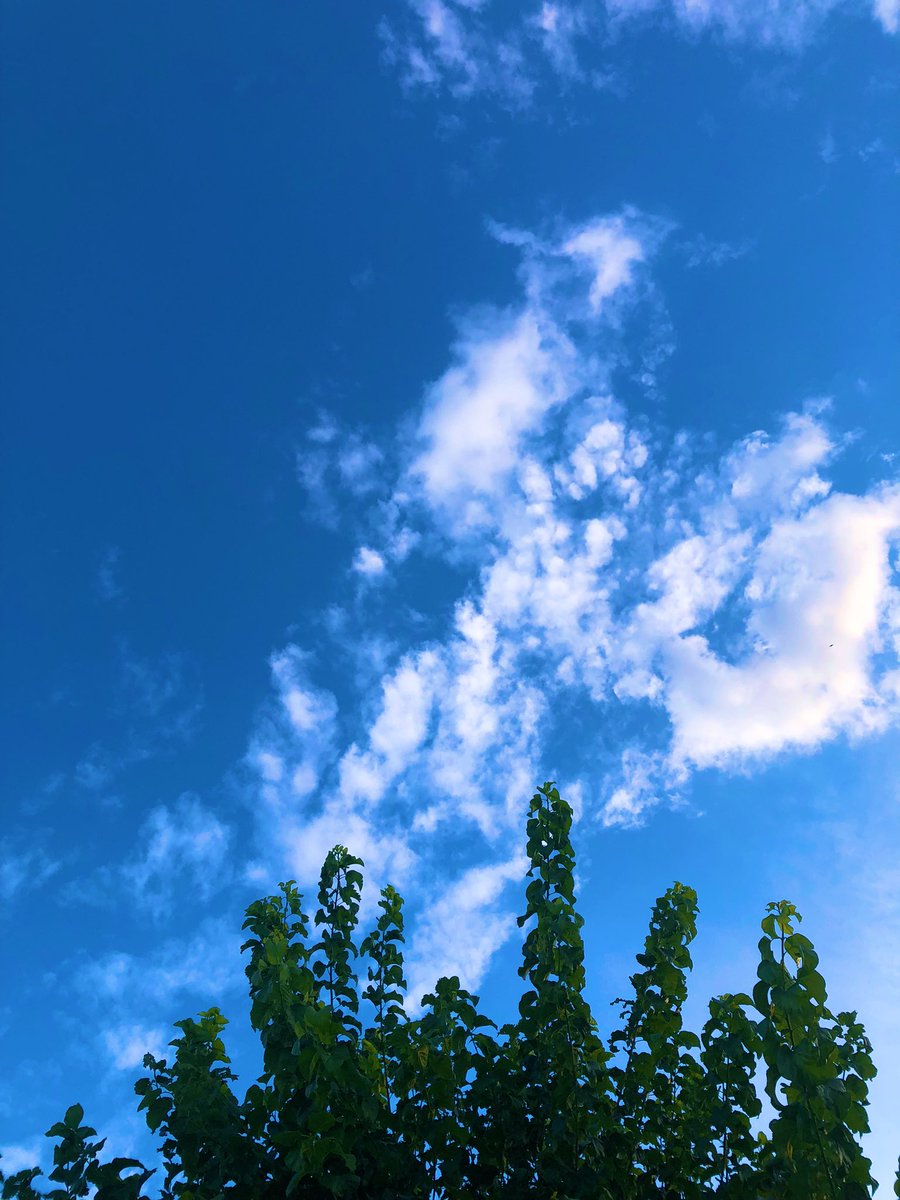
[3,784,893,1199]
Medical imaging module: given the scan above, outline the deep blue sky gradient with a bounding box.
[2,0,899,1187]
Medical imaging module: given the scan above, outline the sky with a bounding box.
[1,0,899,1189]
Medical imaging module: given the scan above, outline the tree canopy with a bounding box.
[3,783,897,1199]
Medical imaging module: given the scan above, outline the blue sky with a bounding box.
[2,0,899,1188]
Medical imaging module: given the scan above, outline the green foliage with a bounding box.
[752,900,878,1199]
[1,1105,152,1200]
[609,880,703,1198]
[504,782,612,1197]
[696,993,762,1197]
[134,1009,260,1198]
[4,783,891,1199]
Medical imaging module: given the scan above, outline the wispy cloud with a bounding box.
[0,1141,44,1175]
[380,0,535,103]
[123,795,231,917]
[605,0,848,44]
[73,647,203,797]
[681,233,753,268]
[78,918,242,1011]
[96,546,123,602]
[405,856,528,1005]
[819,127,839,164]
[382,0,898,103]
[0,842,59,904]
[71,919,243,1075]
[297,414,385,529]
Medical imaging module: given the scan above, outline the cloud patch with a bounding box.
[104,1022,167,1072]
[124,796,231,916]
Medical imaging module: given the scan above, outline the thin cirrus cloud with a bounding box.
[68,918,244,1078]
[382,0,898,101]
[0,843,59,903]
[122,795,232,916]
[78,919,243,1012]
[249,208,900,1001]
[72,648,204,798]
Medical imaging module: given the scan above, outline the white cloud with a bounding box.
[664,488,900,770]
[602,748,669,826]
[411,310,573,526]
[590,414,900,819]
[682,234,753,268]
[368,654,439,773]
[819,128,839,165]
[725,409,834,509]
[104,1022,167,1071]
[555,411,647,505]
[332,651,442,807]
[873,0,899,32]
[271,647,338,738]
[562,218,645,311]
[408,214,648,538]
[80,919,241,1007]
[353,546,387,576]
[0,1141,43,1175]
[405,855,527,1006]
[70,922,244,1101]
[422,605,546,831]
[281,801,417,898]
[256,750,283,783]
[0,844,59,903]
[531,1,588,77]
[381,0,533,101]
[252,647,339,811]
[124,795,231,913]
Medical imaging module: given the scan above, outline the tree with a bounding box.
[1,783,886,1198]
